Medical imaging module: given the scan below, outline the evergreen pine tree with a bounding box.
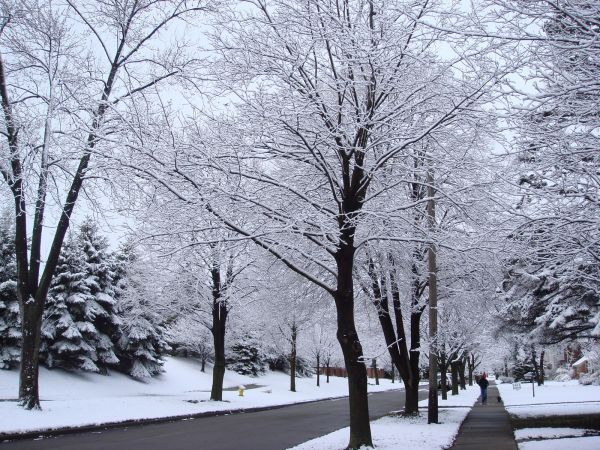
[0,210,20,369]
[505,1,600,343]
[113,244,169,379]
[227,333,267,377]
[41,236,100,372]
[77,219,121,373]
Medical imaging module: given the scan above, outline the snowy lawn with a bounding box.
[517,435,600,450]
[497,380,600,419]
[288,384,481,450]
[0,357,400,436]
[497,381,600,450]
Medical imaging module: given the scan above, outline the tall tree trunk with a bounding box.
[210,259,228,402]
[391,364,394,383]
[458,358,466,390]
[539,350,545,386]
[427,170,439,424]
[404,378,420,416]
[18,304,43,410]
[441,371,448,400]
[334,242,372,449]
[468,354,475,386]
[532,347,545,386]
[211,324,226,401]
[326,359,330,383]
[439,354,449,401]
[451,360,459,395]
[316,354,320,387]
[372,359,379,385]
[407,282,423,416]
[201,356,206,373]
[290,323,297,392]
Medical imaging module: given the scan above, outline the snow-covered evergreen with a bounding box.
[0,210,20,369]
[227,332,267,377]
[41,237,100,372]
[113,244,169,379]
[77,219,121,373]
[501,0,600,345]
[499,259,599,344]
[41,228,169,379]
[41,219,122,373]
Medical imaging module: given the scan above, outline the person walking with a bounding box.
[477,372,489,405]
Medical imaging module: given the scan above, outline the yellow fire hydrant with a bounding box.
[238,385,245,397]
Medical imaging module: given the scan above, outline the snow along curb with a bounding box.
[0,392,393,443]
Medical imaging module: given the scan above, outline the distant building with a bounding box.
[545,342,582,371]
[572,356,589,379]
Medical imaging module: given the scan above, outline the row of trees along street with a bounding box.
[0,0,598,449]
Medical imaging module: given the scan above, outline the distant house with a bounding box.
[545,341,583,371]
[572,356,589,379]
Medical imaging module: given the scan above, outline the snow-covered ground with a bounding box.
[497,380,600,450]
[515,428,600,450]
[0,357,400,436]
[12,368,599,450]
[497,380,600,418]
[289,384,481,450]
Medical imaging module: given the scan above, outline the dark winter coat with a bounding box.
[477,378,489,389]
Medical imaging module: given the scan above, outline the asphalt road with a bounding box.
[1,387,428,450]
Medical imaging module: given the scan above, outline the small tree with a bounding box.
[168,319,213,373]
[227,332,267,377]
[308,319,336,388]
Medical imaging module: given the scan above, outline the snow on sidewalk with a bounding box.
[0,357,400,436]
[289,385,481,450]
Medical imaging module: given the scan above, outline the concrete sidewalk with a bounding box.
[450,383,518,450]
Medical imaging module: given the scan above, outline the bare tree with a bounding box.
[160,231,254,402]
[308,317,337,387]
[262,271,325,392]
